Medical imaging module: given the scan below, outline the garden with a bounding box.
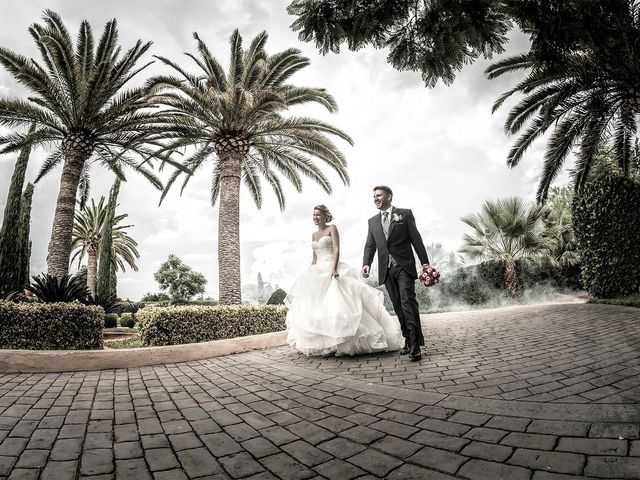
[1,2,639,353]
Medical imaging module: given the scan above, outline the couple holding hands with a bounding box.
[285,185,436,361]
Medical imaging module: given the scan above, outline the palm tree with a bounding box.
[486,1,640,202]
[543,187,580,268]
[70,196,139,296]
[147,30,352,304]
[460,197,550,296]
[0,10,181,277]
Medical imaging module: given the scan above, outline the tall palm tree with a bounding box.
[460,197,550,296]
[0,10,181,277]
[70,196,139,297]
[486,1,640,202]
[147,30,352,304]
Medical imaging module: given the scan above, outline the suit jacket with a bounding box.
[363,207,429,285]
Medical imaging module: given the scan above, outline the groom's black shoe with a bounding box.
[408,345,422,361]
[400,341,410,355]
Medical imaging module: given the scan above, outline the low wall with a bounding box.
[0,331,288,373]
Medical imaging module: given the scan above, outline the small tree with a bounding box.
[16,183,35,290]
[154,255,207,303]
[96,180,120,299]
[460,197,550,297]
[0,137,33,295]
[141,292,170,302]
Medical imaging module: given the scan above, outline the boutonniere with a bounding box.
[392,213,403,222]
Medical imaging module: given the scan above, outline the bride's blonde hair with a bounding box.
[314,204,333,222]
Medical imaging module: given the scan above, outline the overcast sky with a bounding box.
[0,0,572,300]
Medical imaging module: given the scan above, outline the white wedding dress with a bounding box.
[285,235,403,356]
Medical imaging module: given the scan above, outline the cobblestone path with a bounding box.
[1,303,639,479]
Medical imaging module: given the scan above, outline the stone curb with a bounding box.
[0,330,288,373]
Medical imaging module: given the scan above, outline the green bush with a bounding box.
[0,300,103,350]
[573,174,640,298]
[119,313,135,328]
[138,305,287,346]
[267,288,287,305]
[104,313,118,328]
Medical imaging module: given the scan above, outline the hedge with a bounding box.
[573,174,640,298]
[0,300,103,350]
[137,305,287,346]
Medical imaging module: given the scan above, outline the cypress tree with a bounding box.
[96,179,120,299]
[16,183,35,289]
[0,138,33,295]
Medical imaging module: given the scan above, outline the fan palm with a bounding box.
[460,197,550,296]
[70,197,139,296]
[147,30,352,304]
[0,10,182,277]
[486,1,640,202]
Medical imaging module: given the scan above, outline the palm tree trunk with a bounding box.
[218,153,242,305]
[87,246,98,297]
[47,152,87,277]
[505,261,521,297]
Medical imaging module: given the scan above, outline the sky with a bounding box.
[0,0,572,300]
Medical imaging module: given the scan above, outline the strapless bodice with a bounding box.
[312,235,334,263]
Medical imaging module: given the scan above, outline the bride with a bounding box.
[285,205,403,356]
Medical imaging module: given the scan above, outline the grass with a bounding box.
[104,327,137,333]
[589,292,640,307]
[104,335,143,349]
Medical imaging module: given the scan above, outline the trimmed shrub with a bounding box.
[267,288,287,305]
[573,174,640,298]
[119,313,135,328]
[138,305,287,346]
[104,313,118,328]
[0,300,103,350]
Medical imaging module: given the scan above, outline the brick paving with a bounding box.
[0,303,639,479]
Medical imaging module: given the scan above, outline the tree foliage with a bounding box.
[288,0,511,87]
[71,193,139,295]
[289,1,640,199]
[153,254,207,303]
[459,197,550,296]
[0,10,184,276]
[0,139,33,296]
[96,180,120,300]
[543,186,580,269]
[16,183,34,290]
[573,173,640,298]
[146,29,352,304]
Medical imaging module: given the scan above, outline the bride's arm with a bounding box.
[311,234,317,265]
[330,225,340,277]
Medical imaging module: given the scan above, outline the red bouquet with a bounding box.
[419,264,440,287]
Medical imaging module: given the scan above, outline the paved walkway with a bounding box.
[1,303,639,480]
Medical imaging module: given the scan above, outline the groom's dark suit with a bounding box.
[363,207,429,349]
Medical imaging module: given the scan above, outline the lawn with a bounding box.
[589,292,640,307]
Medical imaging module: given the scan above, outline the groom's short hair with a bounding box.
[373,185,393,196]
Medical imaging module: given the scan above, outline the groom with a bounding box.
[362,186,429,361]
